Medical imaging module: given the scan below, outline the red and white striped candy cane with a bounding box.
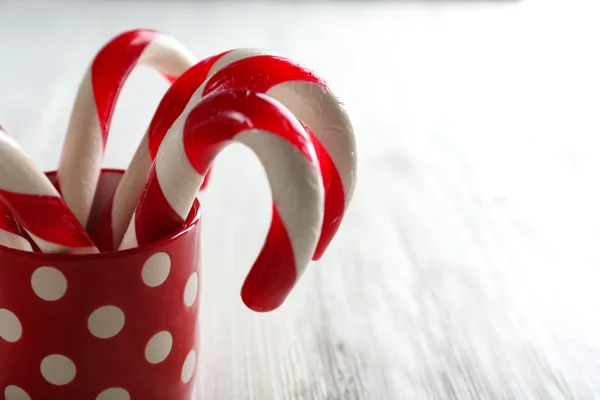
[201,55,356,260]
[119,89,324,312]
[0,127,97,254]
[57,29,196,228]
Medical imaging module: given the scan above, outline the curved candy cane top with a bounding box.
[119,89,324,312]
[0,128,97,254]
[201,55,356,260]
[58,29,197,228]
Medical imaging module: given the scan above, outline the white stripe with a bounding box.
[119,214,139,250]
[155,122,202,220]
[111,134,153,248]
[139,34,197,78]
[0,132,64,197]
[57,69,104,226]
[266,81,357,206]
[0,229,32,251]
[235,129,324,275]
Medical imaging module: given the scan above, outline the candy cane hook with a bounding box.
[119,89,324,312]
[58,29,197,228]
[202,55,356,260]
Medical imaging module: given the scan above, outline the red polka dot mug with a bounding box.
[0,170,200,399]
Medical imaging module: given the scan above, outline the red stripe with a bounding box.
[90,197,115,252]
[0,190,95,248]
[0,200,38,250]
[182,90,317,174]
[303,126,346,261]
[0,199,19,233]
[91,29,167,147]
[134,169,186,246]
[147,50,231,159]
[202,55,326,96]
[241,204,297,312]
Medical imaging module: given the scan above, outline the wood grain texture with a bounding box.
[2,0,600,398]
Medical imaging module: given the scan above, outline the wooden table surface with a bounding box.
[2,0,600,399]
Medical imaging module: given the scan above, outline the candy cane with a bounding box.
[92,48,270,250]
[201,55,356,260]
[0,127,97,254]
[57,29,197,228]
[94,50,356,258]
[119,89,324,312]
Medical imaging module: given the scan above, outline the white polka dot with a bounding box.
[145,331,173,364]
[4,385,31,400]
[40,354,76,385]
[183,273,198,307]
[88,306,125,339]
[142,252,171,287]
[31,267,67,301]
[96,387,130,400]
[0,309,22,343]
[181,349,197,383]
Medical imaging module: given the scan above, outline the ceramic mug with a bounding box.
[0,169,200,399]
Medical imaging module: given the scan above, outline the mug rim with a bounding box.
[0,168,201,261]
